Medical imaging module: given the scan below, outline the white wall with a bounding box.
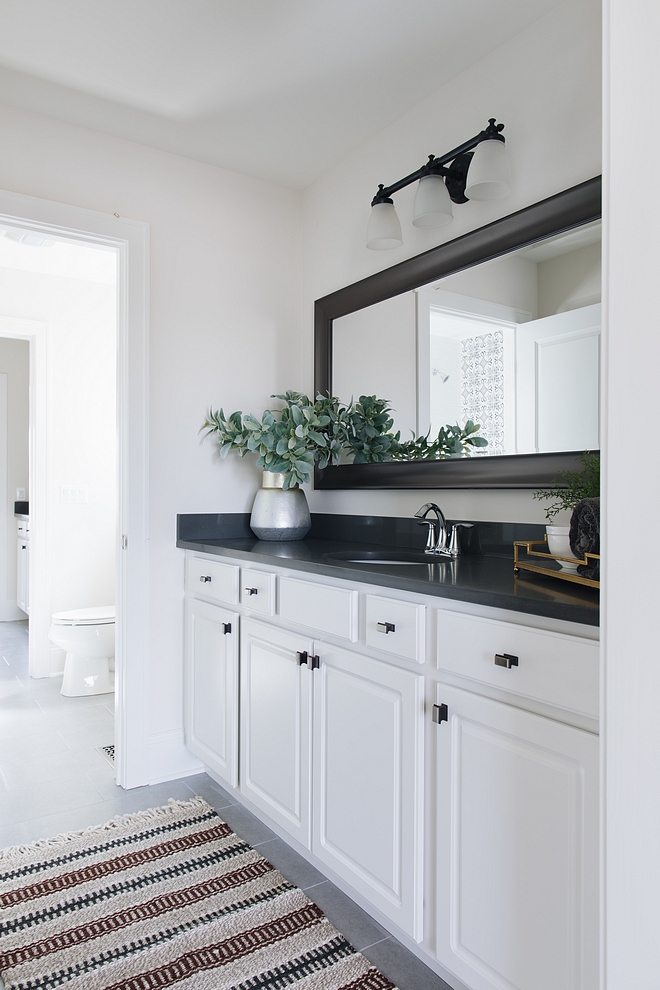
[0,337,28,619]
[333,292,417,436]
[603,0,660,983]
[538,241,601,316]
[303,0,601,522]
[435,253,538,320]
[0,103,302,765]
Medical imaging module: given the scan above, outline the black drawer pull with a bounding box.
[297,651,308,666]
[199,575,212,583]
[311,654,320,670]
[245,587,258,596]
[222,622,231,635]
[494,653,519,668]
[376,621,396,634]
[432,703,448,724]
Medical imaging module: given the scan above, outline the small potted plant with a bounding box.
[533,452,600,570]
[202,391,347,540]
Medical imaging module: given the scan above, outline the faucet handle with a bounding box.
[448,522,474,556]
[418,518,437,552]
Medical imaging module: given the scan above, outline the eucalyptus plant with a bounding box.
[202,391,348,489]
[202,391,489,489]
[393,420,489,461]
[343,395,401,463]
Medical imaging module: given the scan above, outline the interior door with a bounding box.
[516,303,601,453]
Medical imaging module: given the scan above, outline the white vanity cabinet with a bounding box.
[239,616,425,940]
[183,548,599,990]
[184,597,239,788]
[433,684,599,990]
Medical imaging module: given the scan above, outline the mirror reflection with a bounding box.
[332,220,600,457]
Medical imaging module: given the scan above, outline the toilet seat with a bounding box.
[51,606,115,626]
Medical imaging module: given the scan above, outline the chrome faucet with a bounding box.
[414,502,448,554]
[414,503,474,556]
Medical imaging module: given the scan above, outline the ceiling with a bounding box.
[0,0,564,188]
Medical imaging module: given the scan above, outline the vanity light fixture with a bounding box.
[366,118,511,250]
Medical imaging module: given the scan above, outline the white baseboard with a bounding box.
[148,728,203,784]
[0,602,27,622]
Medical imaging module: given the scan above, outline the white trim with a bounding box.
[0,316,50,674]
[148,729,204,785]
[0,188,150,790]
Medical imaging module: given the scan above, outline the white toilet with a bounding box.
[49,606,115,697]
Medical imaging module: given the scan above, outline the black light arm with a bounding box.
[371,118,505,207]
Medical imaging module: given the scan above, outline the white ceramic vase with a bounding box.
[546,525,580,572]
[250,471,311,541]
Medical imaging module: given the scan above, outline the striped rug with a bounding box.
[0,797,396,990]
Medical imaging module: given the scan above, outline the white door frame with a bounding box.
[0,316,48,658]
[0,371,8,617]
[0,188,149,789]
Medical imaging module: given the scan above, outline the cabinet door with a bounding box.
[435,684,599,990]
[25,539,30,614]
[312,642,425,941]
[184,598,238,787]
[17,539,27,614]
[240,618,313,847]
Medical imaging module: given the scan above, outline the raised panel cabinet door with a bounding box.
[434,684,599,990]
[240,618,313,847]
[312,642,425,941]
[184,598,238,788]
[17,538,27,614]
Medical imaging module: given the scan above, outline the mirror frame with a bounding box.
[314,175,601,490]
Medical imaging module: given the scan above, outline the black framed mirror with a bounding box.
[314,175,601,490]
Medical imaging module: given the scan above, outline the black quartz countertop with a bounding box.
[177,521,599,627]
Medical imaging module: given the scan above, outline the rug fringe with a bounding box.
[0,796,212,865]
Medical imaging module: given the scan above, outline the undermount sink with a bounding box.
[325,550,450,565]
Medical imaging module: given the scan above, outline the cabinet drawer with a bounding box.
[366,595,425,663]
[278,576,358,642]
[186,556,238,604]
[240,567,276,614]
[436,609,599,717]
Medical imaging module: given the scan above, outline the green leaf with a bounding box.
[307,430,327,446]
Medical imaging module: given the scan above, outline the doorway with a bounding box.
[0,230,118,806]
[0,189,149,790]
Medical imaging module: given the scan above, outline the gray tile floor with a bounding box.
[0,619,452,990]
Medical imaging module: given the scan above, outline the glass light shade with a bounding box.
[465,139,511,201]
[366,202,403,250]
[412,175,454,228]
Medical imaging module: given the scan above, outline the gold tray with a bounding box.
[513,536,600,589]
